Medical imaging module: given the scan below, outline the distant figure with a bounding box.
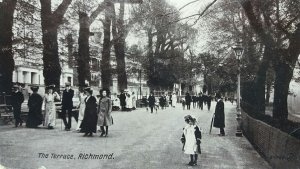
[197,93,204,110]
[207,95,212,111]
[185,93,192,110]
[192,95,197,108]
[61,82,76,131]
[171,93,177,107]
[119,90,126,111]
[76,87,86,131]
[182,98,186,110]
[98,89,113,137]
[132,92,136,110]
[80,87,98,137]
[159,95,166,109]
[11,84,24,127]
[44,85,60,129]
[126,92,132,111]
[26,85,43,128]
[148,92,156,113]
[213,93,225,136]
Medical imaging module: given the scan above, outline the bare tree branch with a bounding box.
[52,0,72,22]
[89,1,106,25]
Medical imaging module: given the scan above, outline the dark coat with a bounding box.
[213,99,225,128]
[62,89,74,109]
[192,96,197,102]
[185,95,192,104]
[80,96,98,133]
[11,91,24,109]
[198,95,203,104]
[119,93,126,107]
[148,95,155,107]
[26,93,43,128]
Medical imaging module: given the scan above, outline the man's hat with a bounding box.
[65,82,71,87]
[30,85,39,91]
[84,87,93,94]
[12,84,19,88]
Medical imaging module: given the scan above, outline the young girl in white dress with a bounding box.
[181,115,202,166]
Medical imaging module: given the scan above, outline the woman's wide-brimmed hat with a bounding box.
[46,84,55,90]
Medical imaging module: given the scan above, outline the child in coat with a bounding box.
[181,115,202,166]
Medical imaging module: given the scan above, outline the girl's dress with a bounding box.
[183,124,201,154]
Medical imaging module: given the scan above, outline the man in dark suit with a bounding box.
[61,82,76,131]
[185,93,192,110]
[11,84,24,127]
[198,93,203,110]
[119,90,126,111]
[213,93,225,136]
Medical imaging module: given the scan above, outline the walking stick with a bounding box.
[209,114,215,134]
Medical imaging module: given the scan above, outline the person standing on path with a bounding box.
[207,94,212,111]
[26,86,43,128]
[76,87,86,131]
[132,92,136,110]
[11,84,24,127]
[43,85,60,129]
[198,93,203,110]
[185,93,192,110]
[61,82,76,131]
[80,87,98,137]
[171,93,177,107]
[119,90,126,111]
[213,93,225,136]
[148,92,156,113]
[98,89,113,137]
[181,115,202,166]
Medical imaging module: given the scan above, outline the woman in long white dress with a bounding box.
[76,88,86,131]
[44,85,60,129]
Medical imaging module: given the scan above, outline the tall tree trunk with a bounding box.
[265,80,271,104]
[147,27,154,91]
[40,0,72,91]
[67,33,74,67]
[272,61,293,121]
[101,1,112,89]
[254,45,272,114]
[78,12,91,87]
[273,24,300,121]
[112,2,127,92]
[0,0,17,94]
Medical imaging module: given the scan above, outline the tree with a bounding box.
[0,0,17,93]
[40,0,72,90]
[239,0,300,121]
[72,0,106,87]
[101,0,113,89]
[112,2,128,92]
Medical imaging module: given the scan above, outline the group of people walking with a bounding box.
[11,83,113,137]
[182,92,212,111]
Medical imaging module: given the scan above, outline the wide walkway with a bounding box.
[0,101,271,169]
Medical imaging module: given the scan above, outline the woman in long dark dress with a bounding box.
[26,86,43,128]
[80,87,98,137]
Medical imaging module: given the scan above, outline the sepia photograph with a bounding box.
[0,0,299,168]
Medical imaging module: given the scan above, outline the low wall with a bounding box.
[241,110,300,169]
